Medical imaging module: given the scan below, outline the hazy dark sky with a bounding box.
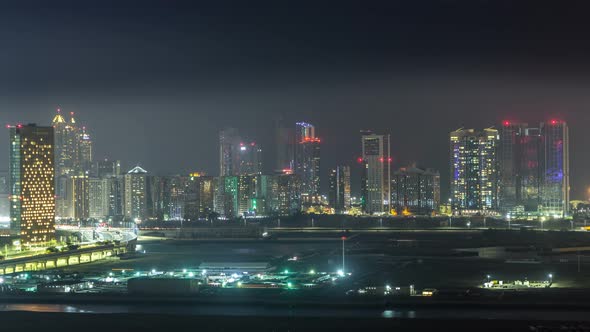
[2,0,590,199]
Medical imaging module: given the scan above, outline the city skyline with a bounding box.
[2,110,584,202]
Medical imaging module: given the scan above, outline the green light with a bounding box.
[284,269,289,274]
[287,282,292,288]
[310,269,315,274]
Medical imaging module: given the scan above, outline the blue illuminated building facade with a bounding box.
[498,120,570,218]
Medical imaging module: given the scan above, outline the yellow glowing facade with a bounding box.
[9,125,56,244]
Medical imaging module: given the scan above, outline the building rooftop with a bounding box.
[127,166,148,174]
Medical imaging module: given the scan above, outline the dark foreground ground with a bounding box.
[1,311,587,332]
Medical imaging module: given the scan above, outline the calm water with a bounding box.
[0,303,588,321]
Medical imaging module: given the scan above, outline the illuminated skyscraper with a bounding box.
[213,176,239,219]
[124,166,148,221]
[184,173,214,220]
[391,166,440,215]
[329,166,351,214]
[499,122,543,214]
[68,175,89,220]
[106,176,125,220]
[9,124,55,244]
[295,122,320,203]
[88,177,109,220]
[52,111,80,176]
[95,159,121,178]
[360,130,391,214]
[450,128,499,213]
[219,128,241,176]
[52,109,93,219]
[238,141,262,175]
[498,120,569,217]
[268,171,301,216]
[275,117,295,172]
[79,126,93,172]
[542,120,569,217]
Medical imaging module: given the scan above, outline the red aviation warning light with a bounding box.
[357,157,363,164]
[503,120,510,126]
[550,119,558,125]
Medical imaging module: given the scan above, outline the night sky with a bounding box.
[2,0,590,200]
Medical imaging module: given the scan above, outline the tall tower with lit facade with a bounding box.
[219,128,241,176]
[391,166,440,215]
[542,120,569,217]
[329,166,351,214]
[124,166,148,222]
[52,109,92,219]
[79,126,93,172]
[360,130,391,214]
[9,124,56,244]
[498,121,543,215]
[294,122,321,204]
[238,141,262,175]
[450,128,499,213]
[498,120,569,218]
[275,117,295,172]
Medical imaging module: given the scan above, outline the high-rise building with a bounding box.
[0,171,9,220]
[294,122,320,203]
[79,126,92,172]
[268,172,301,216]
[360,130,391,214]
[94,159,121,178]
[52,109,93,219]
[498,122,542,214]
[165,175,188,221]
[498,120,570,217]
[88,177,109,220]
[184,173,214,221]
[52,109,78,177]
[238,141,263,175]
[213,176,239,219]
[124,166,148,222]
[541,120,569,217]
[9,124,55,244]
[219,128,241,176]
[69,175,89,220]
[329,166,351,214]
[450,128,499,213]
[391,166,440,215]
[106,176,125,220]
[237,175,257,216]
[275,117,295,172]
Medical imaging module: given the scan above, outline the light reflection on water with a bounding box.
[0,303,589,322]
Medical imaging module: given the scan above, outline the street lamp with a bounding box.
[548,273,553,283]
